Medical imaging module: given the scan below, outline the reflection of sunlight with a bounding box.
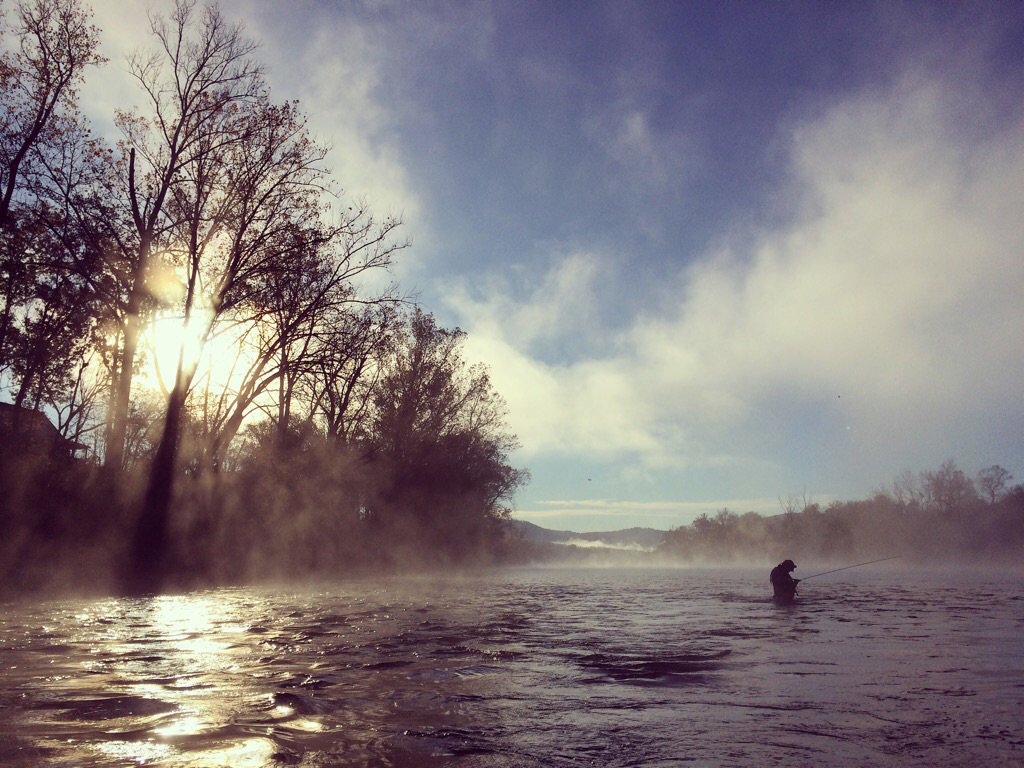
[153,713,212,738]
[273,703,296,718]
[150,595,232,656]
[97,737,277,768]
[65,593,276,768]
[269,696,324,732]
[292,718,325,733]
[189,738,278,768]
[152,594,214,635]
[94,740,174,764]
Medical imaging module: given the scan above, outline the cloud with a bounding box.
[452,75,1024,482]
[238,3,421,224]
[655,76,1024,414]
[449,251,665,458]
[82,1,422,293]
[446,252,604,352]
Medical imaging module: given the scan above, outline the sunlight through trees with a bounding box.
[0,0,526,594]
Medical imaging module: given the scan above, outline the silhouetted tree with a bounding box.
[0,0,103,227]
[921,459,979,516]
[365,309,527,560]
[100,0,262,473]
[0,0,103,399]
[197,204,403,470]
[976,465,1013,505]
[104,2,408,592]
[302,302,399,445]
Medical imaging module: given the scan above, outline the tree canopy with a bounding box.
[0,0,528,594]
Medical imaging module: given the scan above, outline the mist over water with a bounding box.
[1,566,1021,767]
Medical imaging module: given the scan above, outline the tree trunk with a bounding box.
[122,375,187,594]
[104,310,140,470]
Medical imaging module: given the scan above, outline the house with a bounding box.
[0,402,88,460]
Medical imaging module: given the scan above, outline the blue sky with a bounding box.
[86,1,1024,531]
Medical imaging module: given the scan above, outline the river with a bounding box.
[1,566,1021,767]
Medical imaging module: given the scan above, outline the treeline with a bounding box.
[0,1,527,594]
[660,461,1024,564]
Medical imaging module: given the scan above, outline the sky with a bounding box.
[81,0,1024,532]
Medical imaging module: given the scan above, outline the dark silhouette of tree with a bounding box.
[662,461,1021,565]
[976,465,1013,505]
[109,2,407,592]
[0,0,103,227]
[0,1,530,594]
[196,203,403,471]
[101,0,264,592]
[920,459,979,516]
[302,302,399,446]
[365,309,527,561]
[100,0,262,473]
[0,0,103,404]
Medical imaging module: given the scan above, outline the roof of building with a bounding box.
[0,402,88,452]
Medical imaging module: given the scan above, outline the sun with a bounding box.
[140,309,259,397]
[141,309,213,393]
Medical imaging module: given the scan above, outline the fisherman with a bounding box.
[770,559,799,604]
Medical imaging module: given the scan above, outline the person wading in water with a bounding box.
[770,559,800,604]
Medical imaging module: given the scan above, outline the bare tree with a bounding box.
[115,2,406,592]
[921,459,979,515]
[976,465,1013,505]
[890,469,926,509]
[0,0,102,387]
[199,204,403,470]
[302,302,398,445]
[101,0,262,472]
[0,0,103,226]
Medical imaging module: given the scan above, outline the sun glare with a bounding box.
[140,309,256,395]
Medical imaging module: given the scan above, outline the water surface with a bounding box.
[1,567,1021,766]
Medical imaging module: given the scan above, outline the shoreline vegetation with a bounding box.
[516,460,1024,570]
[0,0,530,595]
[1,2,1021,599]
[2,444,1021,598]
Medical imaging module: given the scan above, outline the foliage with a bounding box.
[0,0,104,416]
[660,461,1023,564]
[361,309,528,564]
[0,1,529,594]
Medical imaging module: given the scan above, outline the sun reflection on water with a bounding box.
[94,736,277,768]
[151,594,215,636]
[95,594,259,766]
[152,713,212,737]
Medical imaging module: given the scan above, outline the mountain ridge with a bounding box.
[508,520,667,550]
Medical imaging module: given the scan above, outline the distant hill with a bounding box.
[507,520,667,551]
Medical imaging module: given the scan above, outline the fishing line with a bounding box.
[799,556,900,582]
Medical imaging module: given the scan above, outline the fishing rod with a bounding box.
[799,556,900,582]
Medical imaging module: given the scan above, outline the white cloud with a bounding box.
[82,1,422,292]
[447,252,604,349]
[461,333,660,459]
[453,76,1024,479]
[239,4,421,225]
[657,77,1024,413]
